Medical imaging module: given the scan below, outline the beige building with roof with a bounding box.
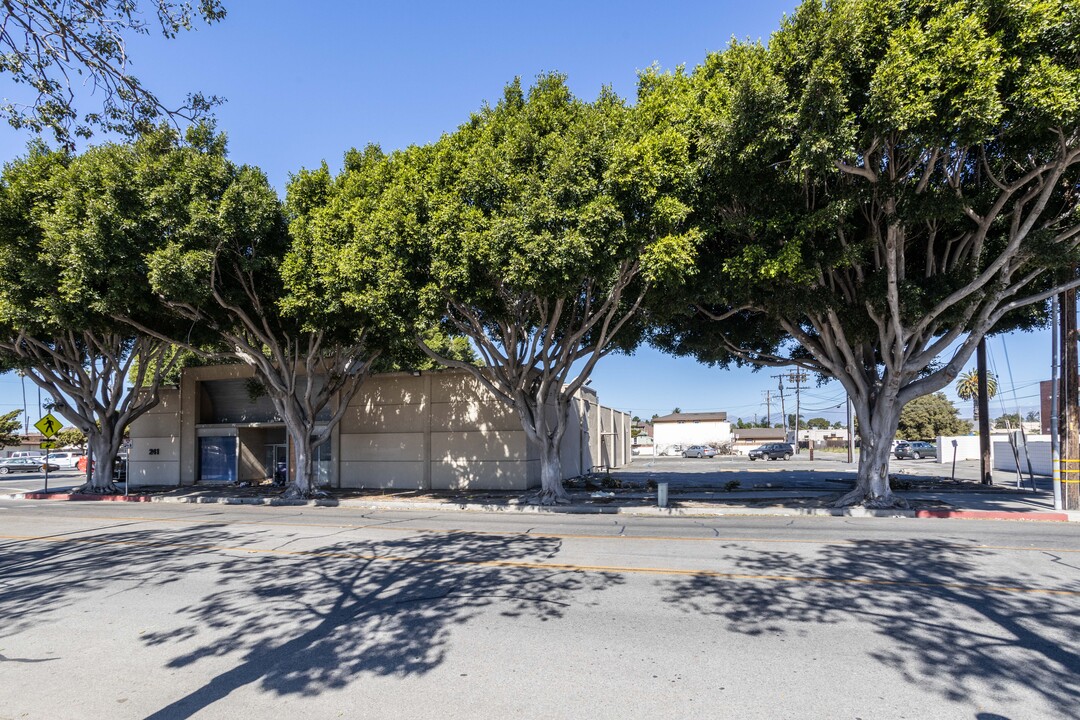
[127,364,632,491]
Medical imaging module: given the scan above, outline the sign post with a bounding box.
[34,413,61,493]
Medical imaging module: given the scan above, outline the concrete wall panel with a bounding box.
[559,400,584,476]
[132,413,182,439]
[431,373,485,403]
[431,430,528,462]
[143,388,182,414]
[430,459,536,491]
[128,461,180,486]
[339,461,425,489]
[340,403,427,433]
[339,432,425,462]
[430,401,520,432]
[352,375,426,406]
[129,436,180,463]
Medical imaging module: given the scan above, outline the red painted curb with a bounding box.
[916,509,1068,522]
[22,493,152,503]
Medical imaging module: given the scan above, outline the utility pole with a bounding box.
[762,389,772,427]
[786,370,809,454]
[1052,295,1062,510]
[772,375,788,442]
[1061,282,1080,510]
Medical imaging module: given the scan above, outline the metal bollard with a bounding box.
[657,482,668,508]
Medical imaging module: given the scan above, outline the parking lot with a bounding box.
[0,453,1041,496]
[617,452,1032,490]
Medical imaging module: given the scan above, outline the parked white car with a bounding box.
[45,452,84,468]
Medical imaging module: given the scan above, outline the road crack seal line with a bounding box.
[0,532,1077,598]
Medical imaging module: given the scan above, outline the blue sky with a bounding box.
[0,0,1056,427]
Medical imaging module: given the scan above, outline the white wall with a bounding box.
[993,439,1052,476]
[653,420,732,447]
[937,434,1052,467]
[934,435,983,463]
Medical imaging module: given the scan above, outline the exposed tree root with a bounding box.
[532,487,571,506]
[282,484,331,501]
[833,487,910,509]
[72,482,121,495]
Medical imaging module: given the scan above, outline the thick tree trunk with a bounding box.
[277,409,327,500]
[76,427,122,494]
[517,395,571,506]
[283,440,317,500]
[536,439,569,505]
[835,399,906,508]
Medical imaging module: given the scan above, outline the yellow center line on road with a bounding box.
[1,509,1078,554]
[1,532,1077,598]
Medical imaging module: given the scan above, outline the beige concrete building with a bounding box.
[128,365,631,491]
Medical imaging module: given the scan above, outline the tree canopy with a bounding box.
[955,369,999,422]
[0,0,225,147]
[315,75,698,503]
[0,132,201,490]
[0,409,22,446]
[147,136,417,497]
[994,413,1023,430]
[647,0,1080,506]
[897,393,971,440]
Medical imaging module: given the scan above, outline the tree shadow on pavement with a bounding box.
[659,539,1080,716]
[0,522,621,718]
[0,526,231,640]
[137,529,620,718]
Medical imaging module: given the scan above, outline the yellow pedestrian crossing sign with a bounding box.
[34,413,61,438]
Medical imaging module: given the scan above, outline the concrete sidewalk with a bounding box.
[10,483,1080,522]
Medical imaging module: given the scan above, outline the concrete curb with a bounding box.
[914,509,1071,522]
[6,492,1080,521]
[20,492,152,502]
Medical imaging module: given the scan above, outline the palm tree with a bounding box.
[955,370,997,424]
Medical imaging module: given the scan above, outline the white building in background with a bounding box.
[651,412,732,454]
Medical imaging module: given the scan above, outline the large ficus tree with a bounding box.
[0,139,189,492]
[146,140,397,499]
[650,0,1080,506]
[370,75,698,504]
[0,0,226,147]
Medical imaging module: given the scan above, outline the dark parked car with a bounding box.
[894,441,937,459]
[0,457,60,474]
[682,445,718,459]
[748,443,794,461]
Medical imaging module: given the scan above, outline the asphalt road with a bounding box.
[0,501,1077,719]
[0,467,86,495]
